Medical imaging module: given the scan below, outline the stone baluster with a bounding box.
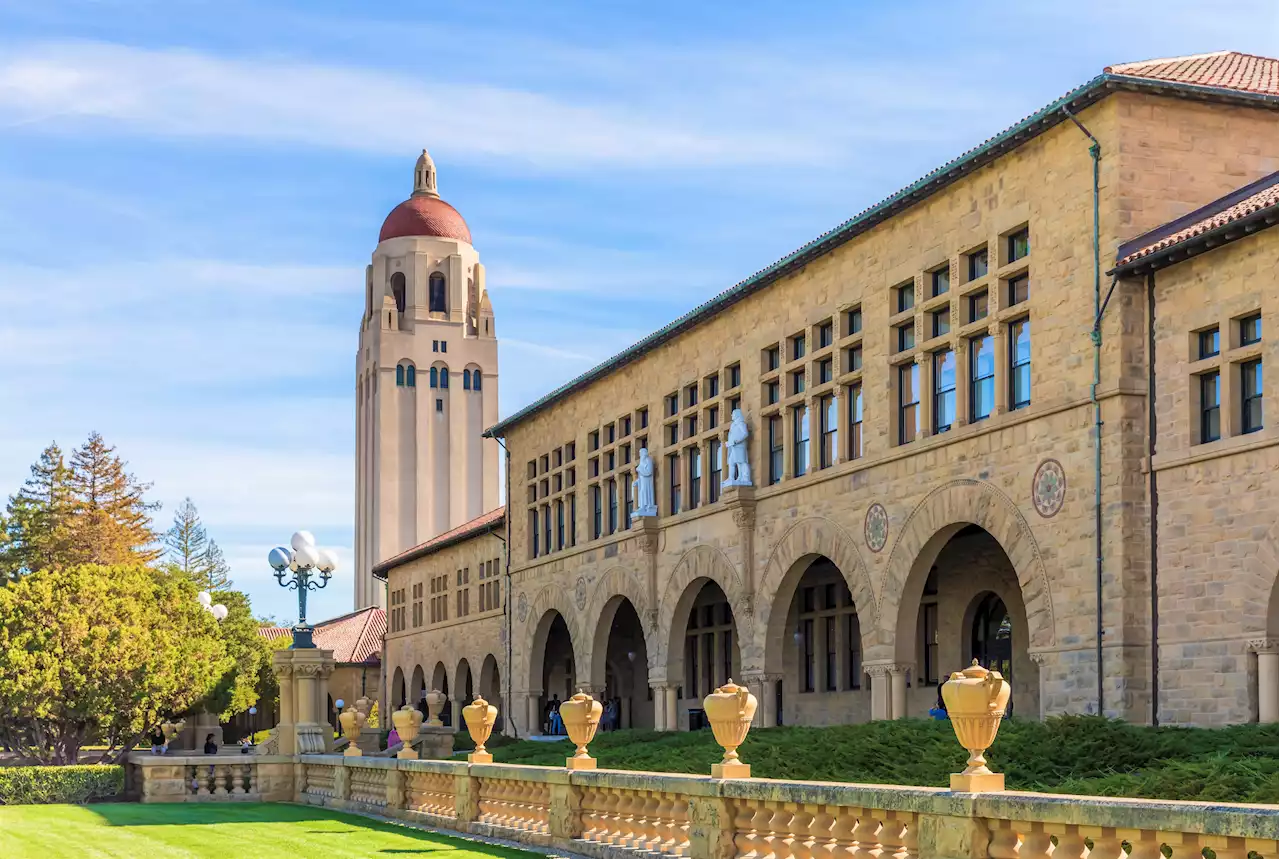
[809,806,837,859]
[785,804,813,859]
[196,765,212,797]
[830,808,859,859]
[1124,833,1165,859]
[579,788,602,841]
[1018,824,1055,859]
[735,803,768,859]
[987,823,1021,859]
[880,812,916,859]
[1203,836,1250,859]
[650,793,675,853]
[1053,826,1089,859]
[768,802,798,859]
[618,791,642,847]
[1164,833,1205,859]
[1085,829,1126,859]
[629,791,655,849]
[850,813,882,859]
[639,793,665,852]
[599,789,623,844]
[669,796,691,858]
[231,762,247,796]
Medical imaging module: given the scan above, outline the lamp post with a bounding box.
[268,530,338,648]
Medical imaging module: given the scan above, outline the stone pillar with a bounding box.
[723,486,756,604]
[866,664,891,720]
[271,646,337,755]
[651,684,668,731]
[890,665,909,719]
[742,671,778,728]
[664,687,679,731]
[525,692,542,737]
[1251,639,1278,723]
[451,698,466,734]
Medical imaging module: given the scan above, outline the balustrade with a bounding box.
[404,769,458,818]
[347,764,390,810]
[477,777,551,834]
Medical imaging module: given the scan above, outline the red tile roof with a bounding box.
[1106,51,1277,96]
[373,507,505,577]
[258,606,385,664]
[1114,173,1279,270]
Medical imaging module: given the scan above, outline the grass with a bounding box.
[482,716,1277,803]
[0,802,539,859]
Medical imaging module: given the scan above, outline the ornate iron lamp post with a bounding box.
[268,530,338,648]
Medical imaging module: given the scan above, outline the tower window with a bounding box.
[430,367,439,388]
[463,371,471,391]
[391,272,406,313]
[440,341,447,353]
[396,365,405,386]
[433,340,439,353]
[472,369,482,391]
[436,399,443,412]
[405,365,416,387]
[429,273,447,313]
[439,367,449,388]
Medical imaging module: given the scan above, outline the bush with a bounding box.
[453,730,519,753]
[0,765,124,805]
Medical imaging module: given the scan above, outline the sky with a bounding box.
[1,0,1276,623]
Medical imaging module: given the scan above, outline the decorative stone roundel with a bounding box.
[864,503,889,553]
[1032,459,1067,518]
[574,576,588,612]
[516,591,529,623]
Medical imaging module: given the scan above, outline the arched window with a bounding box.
[472,369,482,391]
[405,365,416,387]
[395,365,405,386]
[439,366,449,388]
[390,272,407,313]
[462,370,471,391]
[429,367,439,388]
[428,273,447,313]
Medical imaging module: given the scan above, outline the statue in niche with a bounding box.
[631,448,658,519]
[723,409,752,488]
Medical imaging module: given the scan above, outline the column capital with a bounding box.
[1247,637,1278,654]
[633,516,661,555]
[863,661,913,678]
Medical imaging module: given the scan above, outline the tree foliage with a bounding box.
[163,498,232,592]
[0,564,232,764]
[0,444,74,581]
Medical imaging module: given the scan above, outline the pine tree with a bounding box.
[0,443,74,580]
[164,498,232,591]
[66,432,161,565]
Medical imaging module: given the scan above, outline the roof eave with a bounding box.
[1109,205,1279,276]
[372,517,505,579]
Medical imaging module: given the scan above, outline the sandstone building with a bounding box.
[377,52,1278,732]
[353,151,502,609]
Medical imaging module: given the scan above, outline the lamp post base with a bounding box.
[291,626,315,649]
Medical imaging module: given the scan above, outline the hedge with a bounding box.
[0,765,124,805]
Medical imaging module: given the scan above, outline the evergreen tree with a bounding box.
[0,443,74,580]
[66,432,161,565]
[163,498,232,591]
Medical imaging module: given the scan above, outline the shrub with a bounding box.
[0,765,124,805]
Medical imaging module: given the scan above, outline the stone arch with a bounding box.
[409,664,426,702]
[454,658,474,702]
[431,661,449,694]
[519,583,587,694]
[878,479,1056,661]
[583,565,658,680]
[391,666,406,708]
[753,516,877,674]
[1244,520,1280,637]
[658,544,746,680]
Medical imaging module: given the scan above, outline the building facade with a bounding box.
[354,151,501,609]
[377,52,1279,732]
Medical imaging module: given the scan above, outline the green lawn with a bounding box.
[0,802,538,859]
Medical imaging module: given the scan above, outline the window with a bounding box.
[591,485,602,539]
[899,363,920,444]
[792,334,806,361]
[569,494,577,546]
[668,453,682,514]
[666,423,679,446]
[1009,319,1031,410]
[530,510,539,558]
[920,602,939,685]
[638,408,648,429]
[440,341,447,353]
[428,273,447,313]
[407,366,417,387]
[688,448,701,510]
[623,473,633,524]
[396,365,405,386]
[1200,372,1220,443]
[768,415,784,485]
[686,384,698,409]
[728,364,741,389]
[846,613,862,689]
[791,370,806,396]
[930,308,950,339]
[825,615,837,691]
[439,367,449,388]
[895,282,915,313]
[931,267,950,297]
[621,415,631,436]
[818,357,833,384]
[819,394,837,469]
[708,439,722,503]
[391,272,407,313]
[1008,275,1029,306]
[845,306,863,336]
[621,443,632,464]
[666,393,679,417]
[1241,313,1262,346]
[896,321,915,353]
[707,405,719,429]
[818,321,834,349]
[589,430,600,451]
[556,500,565,549]
[800,616,815,693]
[435,399,443,412]
[607,479,618,534]
[970,335,995,422]
[432,340,439,352]
[847,385,863,460]
[766,380,780,405]
[566,442,576,460]
[968,290,989,323]
[706,374,720,398]
[462,369,471,390]
[605,423,616,444]
[967,248,988,281]
[847,344,863,373]
[1008,228,1029,262]
[1198,328,1220,359]
[543,506,552,557]
[933,350,956,433]
[685,416,697,438]
[765,345,781,371]
[792,405,810,477]
[1242,360,1263,433]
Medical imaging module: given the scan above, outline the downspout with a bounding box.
[1147,271,1159,725]
[494,436,517,737]
[1064,104,1106,717]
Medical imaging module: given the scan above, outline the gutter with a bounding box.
[1146,270,1159,726]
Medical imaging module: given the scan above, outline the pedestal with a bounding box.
[415,725,455,760]
[950,772,1004,792]
[270,647,336,756]
[711,762,751,778]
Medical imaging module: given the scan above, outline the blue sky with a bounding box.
[1,0,1276,623]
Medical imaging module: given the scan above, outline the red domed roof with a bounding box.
[379,195,472,244]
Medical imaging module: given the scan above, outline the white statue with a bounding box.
[723,409,752,487]
[632,448,658,519]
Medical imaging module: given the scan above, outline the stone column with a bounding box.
[664,687,679,731]
[525,692,542,737]
[723,486,756,604]
[1251,639,1278,723]
[741,671,779,728]
[451,698,467,733]
[271,646,337,755]
[866,664,891,721]
[651,684,668,731]
[1028,651,1049,721]
[889,665,909,719]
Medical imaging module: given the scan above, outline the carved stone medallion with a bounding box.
[516,591,529,623]
[1032,459,1066,518]
[864,503,888,553]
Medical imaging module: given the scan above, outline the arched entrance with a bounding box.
[410,665,426,706]
[591,597,652,731]
[391,666,406,708]
[771,556,869,726]
[670,580,740,731]
[530,610,576,735]
[479,654,503,733]
[895,524,1038,718]
[431,662,451,726]
[456,658,475,706]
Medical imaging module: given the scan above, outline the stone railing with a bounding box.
[130,754,295,803]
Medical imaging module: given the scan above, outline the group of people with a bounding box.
[541,694,628,736]
[147,731,227,755]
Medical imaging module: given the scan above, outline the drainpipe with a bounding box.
[494,436,517,737]
[1147,272,1159,725]
[1064,105,1106,717]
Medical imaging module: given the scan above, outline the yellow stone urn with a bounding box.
[338,705,366,757]
[392,704,423,760]
[424,689,447,727]
[941,659,1011,792]
[703,680,757,778]
[559,691,603,770]
[462,696,498,763]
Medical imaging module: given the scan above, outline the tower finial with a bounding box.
[413,149,439,198]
